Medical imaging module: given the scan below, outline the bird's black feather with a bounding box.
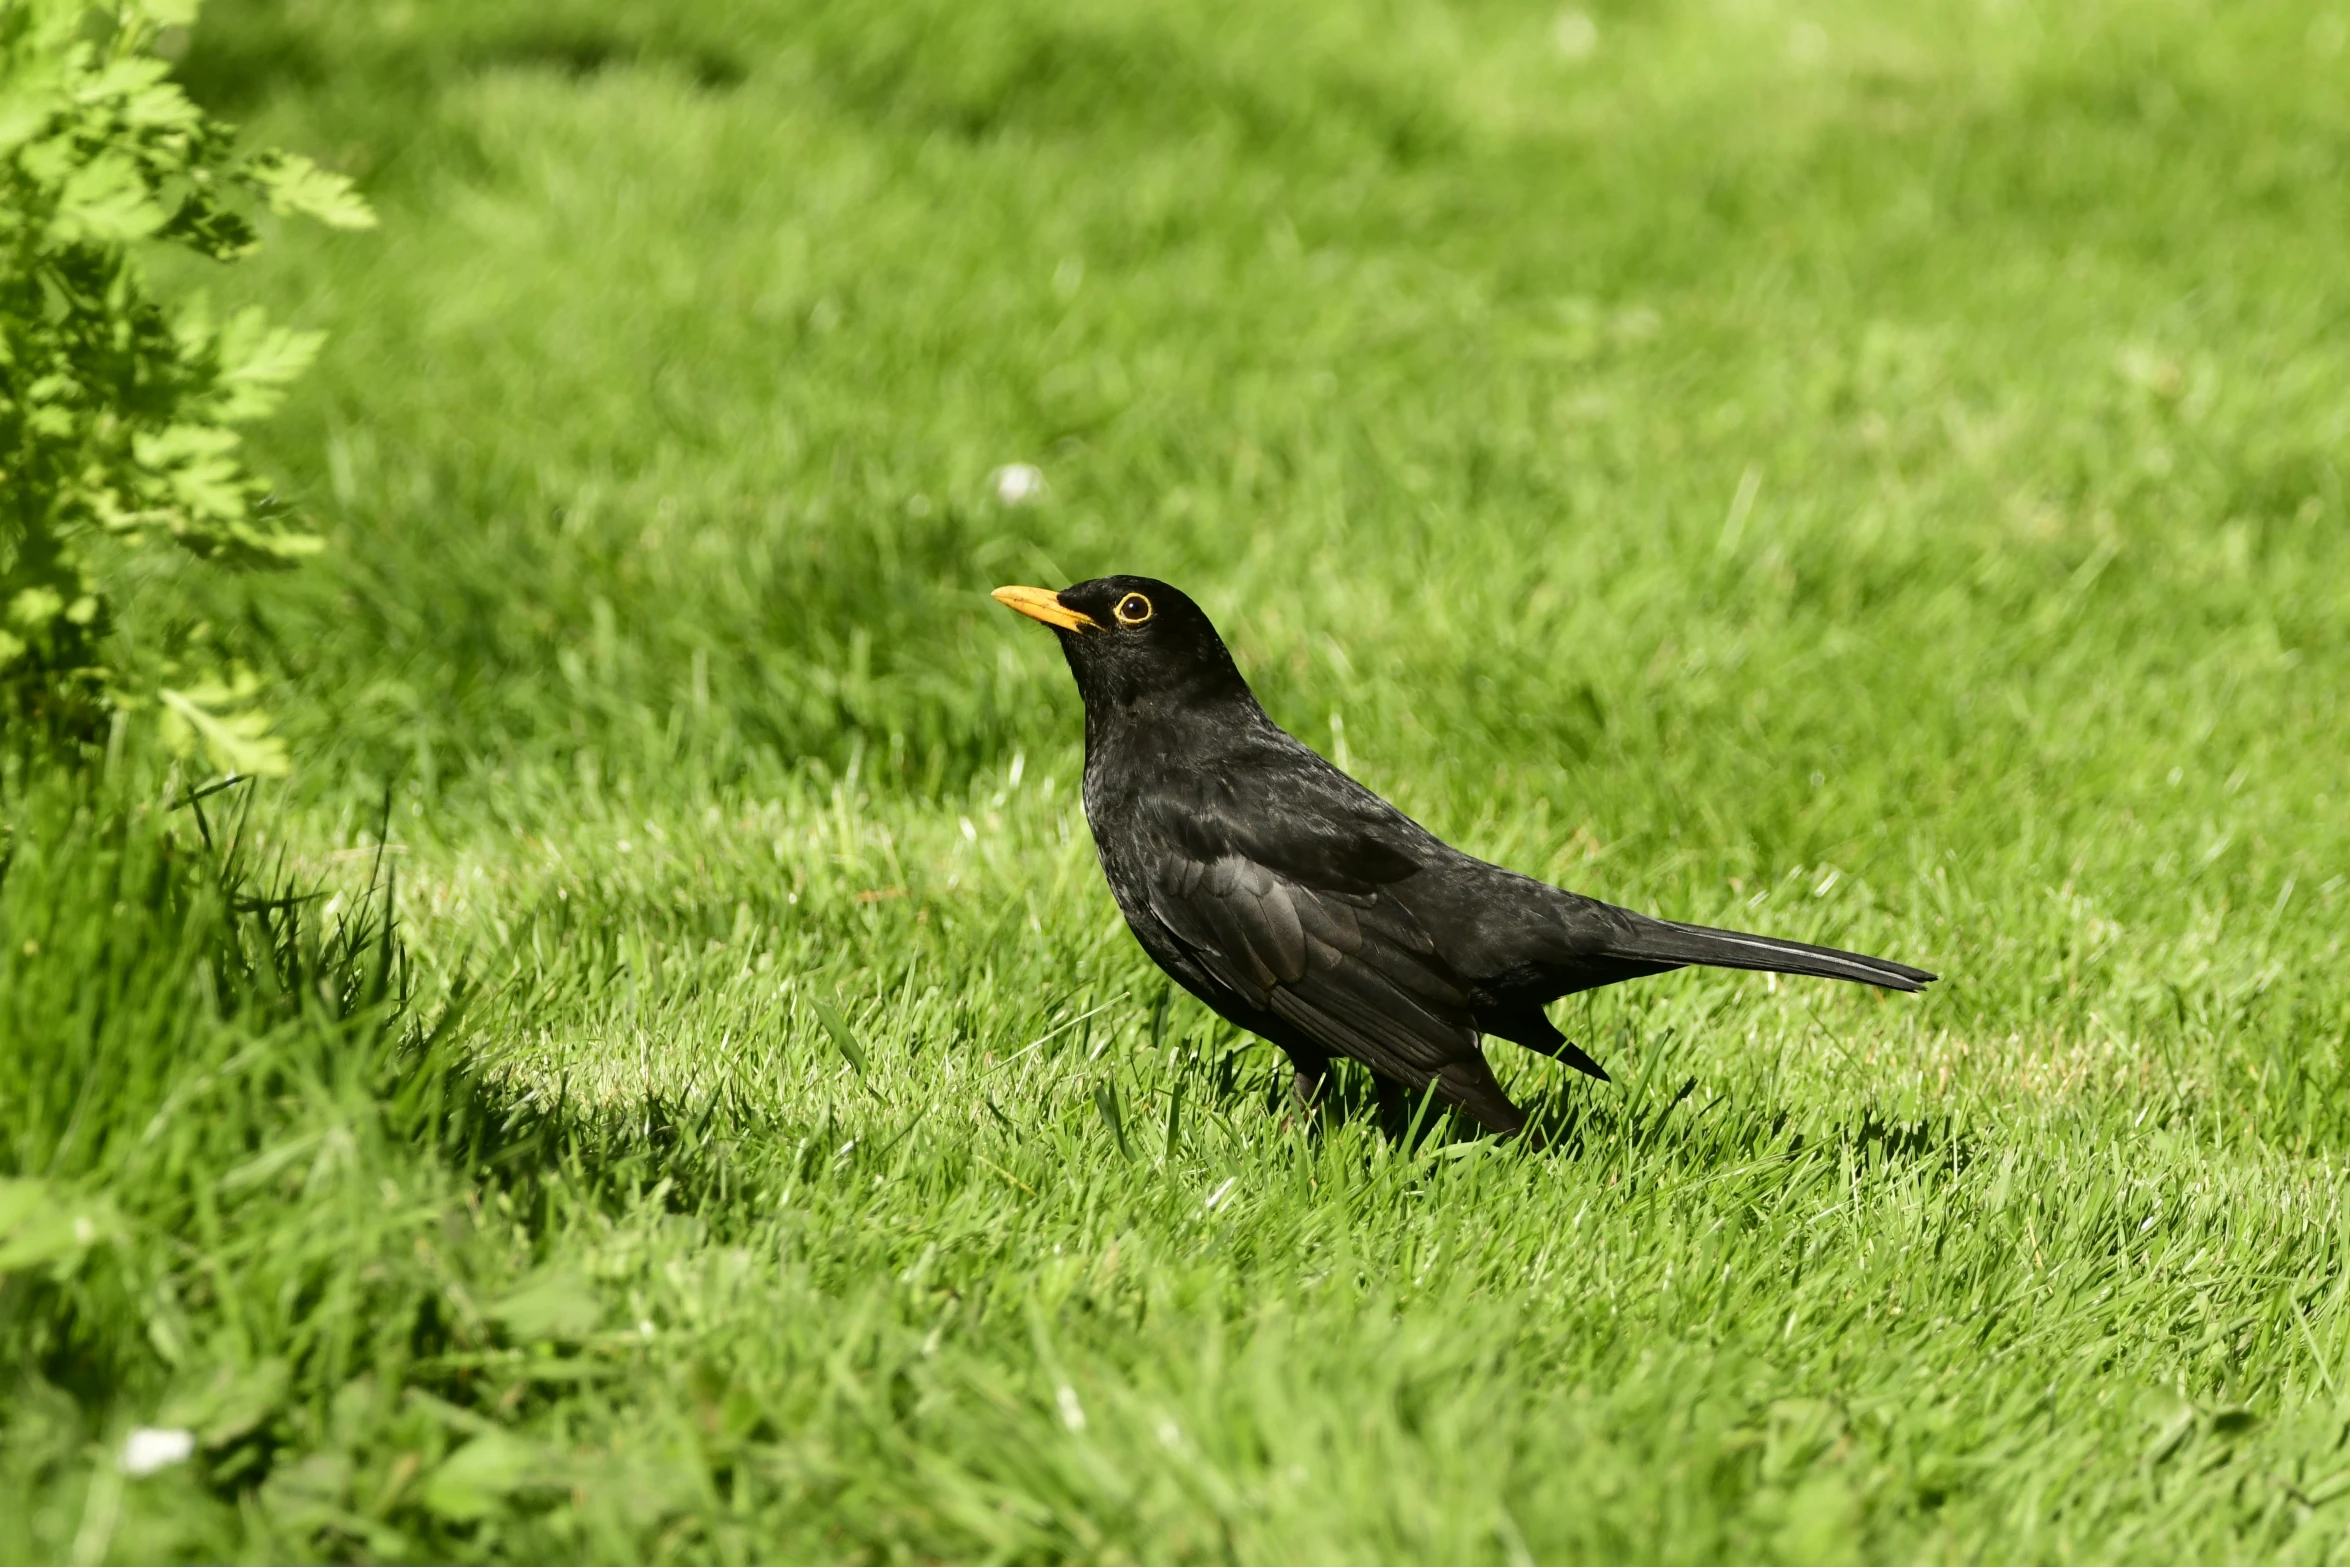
[998,574,1937,1137]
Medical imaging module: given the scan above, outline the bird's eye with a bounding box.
[1114,592,1153,626]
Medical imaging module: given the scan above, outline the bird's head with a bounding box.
[992,576,1252,714]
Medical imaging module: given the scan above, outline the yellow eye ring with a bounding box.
[1114,592,1153,626]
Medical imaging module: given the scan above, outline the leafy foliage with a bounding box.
[0,0,369,772]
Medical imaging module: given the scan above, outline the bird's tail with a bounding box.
[1608,918,1935,992]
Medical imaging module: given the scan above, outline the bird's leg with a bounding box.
[1373,1074,1418,1144]
[1292,1067,1335,1121]
[1286,1052,1342,1131]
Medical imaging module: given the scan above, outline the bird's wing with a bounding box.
[1132,770,1482,1088]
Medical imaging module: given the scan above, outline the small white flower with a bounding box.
[1553,11,1598,59]
[638,1319,657,1340]
[1055,1384,1087,1432]
[120,1427,194,1476]
[990,463,1047,506]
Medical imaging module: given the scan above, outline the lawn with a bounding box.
[6,0,2350,1560]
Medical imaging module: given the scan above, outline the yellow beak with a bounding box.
[991,585,1099,633]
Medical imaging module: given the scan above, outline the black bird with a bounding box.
[994,576,1935,1137]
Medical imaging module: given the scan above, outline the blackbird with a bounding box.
[994,576,1935,1136]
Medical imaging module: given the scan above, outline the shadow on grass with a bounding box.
[1141,1022,1984,1179]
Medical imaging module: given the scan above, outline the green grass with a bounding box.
[7,0,2350,1559]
